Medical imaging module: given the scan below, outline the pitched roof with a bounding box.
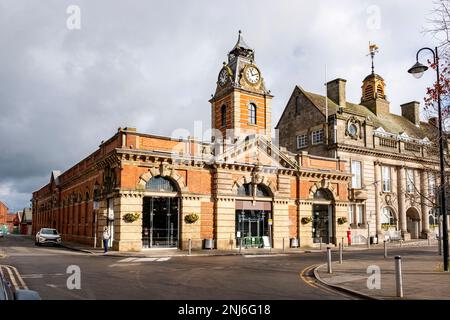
[300,88,435,139]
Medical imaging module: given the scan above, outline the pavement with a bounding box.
[60,237,437,258]
[314,244,450,300]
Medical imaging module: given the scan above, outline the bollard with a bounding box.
[438,236,442,256]
[319,237,322,251]
[327,247,332,273]
[339,242,343,264]
[283,237,285,252]
[239,238,242,254]
[384,240,388,259]
[400,240,403,248]
[395,256,404,298]
[188,238,192,256]
[341,237,344,248]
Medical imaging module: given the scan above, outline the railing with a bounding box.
[379,138,398,148]
[404,142,421,152]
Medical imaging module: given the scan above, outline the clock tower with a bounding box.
[209,31,273,145]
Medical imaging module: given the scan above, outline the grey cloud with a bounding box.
[0,0,437,211]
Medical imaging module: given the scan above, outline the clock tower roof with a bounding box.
[228,30,254,62]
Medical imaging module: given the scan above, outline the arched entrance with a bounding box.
[406,207,421,239]
[312,188,335,244]
[235,183,272,248]
[142,176,180,248]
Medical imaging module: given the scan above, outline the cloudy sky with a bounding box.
[0,0,439,212]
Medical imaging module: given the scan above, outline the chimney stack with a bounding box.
[327,79,346,108]
[400,101,420,126]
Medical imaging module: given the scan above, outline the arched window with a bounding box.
[381,207,396,228]
[221,105,227,127]
[296,96,301,114]
[255,184,271,197]
[237,183,271,197]
[248,103,257,125]
[313,188,333,201]
[146,176,178,192]
[429,209,438,226]
[237,183,252,196]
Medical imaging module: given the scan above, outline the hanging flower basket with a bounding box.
[337,217,348,225]
[184,213,199,224]
[301,217,312,225]
[123,212,140,223]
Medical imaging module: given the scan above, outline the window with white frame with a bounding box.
[406,168,415,193]
[429,172,436,195]
[351,160,362,189]
[348,205,355,224]
[311,129,324,145]
[296,134,308,149]
[357,204,364,225]
[382,166,391,192]
[381,207,396,228]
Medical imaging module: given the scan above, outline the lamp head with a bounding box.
[408,61,428,79]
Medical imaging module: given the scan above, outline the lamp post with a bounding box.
[408,47,449,272]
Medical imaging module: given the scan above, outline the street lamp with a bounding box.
[408,47,449,272]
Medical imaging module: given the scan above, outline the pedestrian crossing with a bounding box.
[109,257,171,267]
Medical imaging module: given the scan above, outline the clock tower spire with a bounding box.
[209,31,273,145]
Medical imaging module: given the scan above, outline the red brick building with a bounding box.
[0,201,8,230]
[32,33,351,251]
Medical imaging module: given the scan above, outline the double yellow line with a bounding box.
[0,265,28,290]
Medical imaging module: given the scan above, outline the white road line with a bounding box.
[118,257,137,263]
[9,265,28,290]
[243,254,288,258]
[134,258,158,262]
[156,257,171,261]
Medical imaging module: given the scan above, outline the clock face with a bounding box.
[218,68,228,86]
[348,123,358,136]
[245,66,260,84]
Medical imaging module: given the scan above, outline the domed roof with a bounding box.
[363,73,384,82]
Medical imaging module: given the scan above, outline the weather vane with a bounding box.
[367,42,379,74]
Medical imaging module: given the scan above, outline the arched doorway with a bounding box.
[235,183,272,248]
[312,188,334,244]
[406,207,421,239]
[142,176,180,248]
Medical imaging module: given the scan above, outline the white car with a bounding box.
[0,231,4,238]
[35,228,61,246]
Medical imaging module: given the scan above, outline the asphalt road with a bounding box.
[0,234,428,300]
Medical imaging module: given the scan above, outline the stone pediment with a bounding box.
[214,136,298,170]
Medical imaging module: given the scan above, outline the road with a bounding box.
[1,234,427,300]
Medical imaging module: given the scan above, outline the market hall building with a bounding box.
[32,33,351,252]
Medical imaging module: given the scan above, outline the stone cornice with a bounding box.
[336,144,440,165]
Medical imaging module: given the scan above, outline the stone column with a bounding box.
[397,166,410,240]
[420,170,430,238]
[374,162,382,238]
[272,199,290,249]
[114,192,143,251]
[298,201,313,247]
[180,196,202,250]
[214,197,236,250]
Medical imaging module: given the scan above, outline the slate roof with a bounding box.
[300,87,436,139]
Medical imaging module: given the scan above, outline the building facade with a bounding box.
[32,33,351,251]
[276,55,446,243]
[0,201,8,233]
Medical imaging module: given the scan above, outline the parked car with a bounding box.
[0,269,40,300]
[0,230,4,238]
[35,228,61,246]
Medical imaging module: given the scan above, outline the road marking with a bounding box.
[299,264,357,299]
[0,265,29,290]
[243,254,288,258]
[46,284,57,288]
[118,257,171,263]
